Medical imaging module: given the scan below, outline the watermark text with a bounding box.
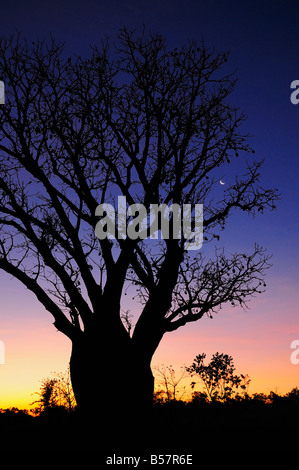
[0,341,5,364]
[290,80,299,104]
[290,340,299,365]
[95,196,203,250]
[0,81,4,104]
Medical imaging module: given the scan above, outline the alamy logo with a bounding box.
[0,341,4,364]
[95,196,204,250]
[0,81,4,104]
[290,340,299,365]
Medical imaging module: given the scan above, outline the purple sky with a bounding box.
[0,0,299,406]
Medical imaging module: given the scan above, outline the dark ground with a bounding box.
[1,398,298,456]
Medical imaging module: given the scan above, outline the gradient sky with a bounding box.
[0,0,299,408]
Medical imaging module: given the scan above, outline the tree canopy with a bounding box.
[0,31,280,427]
[0,30,278,349]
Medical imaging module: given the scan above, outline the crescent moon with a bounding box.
[220,180,225,185]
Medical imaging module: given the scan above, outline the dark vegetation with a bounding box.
[0,29,279,430]
[1,359,298,451]
[1,389,299,450]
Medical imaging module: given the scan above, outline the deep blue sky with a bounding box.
[0,0,297,236]
[0,0,294,287]
[0,0,299,402]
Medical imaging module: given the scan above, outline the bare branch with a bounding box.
[0,30,279,359]
[165,245,271,332]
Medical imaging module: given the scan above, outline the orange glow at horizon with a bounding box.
[0,323,71,409]
[0,275,72,409]
[1,269,299,410]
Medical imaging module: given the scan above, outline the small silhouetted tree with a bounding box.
[154,364,188,402]
[0,28,278,430]
[187,352,250,401]
[31,378,58,413]
[31,369,76,414]
[53,369,76,411]
[286,387,299,404]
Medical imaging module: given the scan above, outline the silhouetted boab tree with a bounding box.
[0,29,278,430]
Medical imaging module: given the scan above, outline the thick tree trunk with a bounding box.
[69,326,155,448]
